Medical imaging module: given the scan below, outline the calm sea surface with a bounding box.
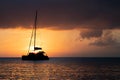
[0,57,120,80]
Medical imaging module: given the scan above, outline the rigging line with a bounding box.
[27,25,34,54]
[27,11,37,54]
[34,10,37,51]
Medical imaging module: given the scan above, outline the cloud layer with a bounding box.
[0,0,120,29]
[1,0,120,48]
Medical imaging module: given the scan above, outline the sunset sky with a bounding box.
[0,0,120,57]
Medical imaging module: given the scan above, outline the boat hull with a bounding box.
[22,55,49,60]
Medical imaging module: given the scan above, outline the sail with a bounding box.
[34,47,42,50]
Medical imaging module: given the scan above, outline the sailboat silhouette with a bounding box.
[22,11,49,60]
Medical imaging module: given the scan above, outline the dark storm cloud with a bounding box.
[90,30,120,47]
[0,0,120,29]
[80,29,103,39]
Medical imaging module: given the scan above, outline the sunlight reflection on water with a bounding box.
[0,58,120,80]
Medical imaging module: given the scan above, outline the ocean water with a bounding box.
[0,57,120,80]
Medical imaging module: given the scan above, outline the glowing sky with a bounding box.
[0,0,120,57]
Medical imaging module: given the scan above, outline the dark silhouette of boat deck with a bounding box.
[22,51,49,60]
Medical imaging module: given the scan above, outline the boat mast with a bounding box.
[34,10,38,51]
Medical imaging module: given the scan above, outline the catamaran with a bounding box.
[22,11,49,60]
